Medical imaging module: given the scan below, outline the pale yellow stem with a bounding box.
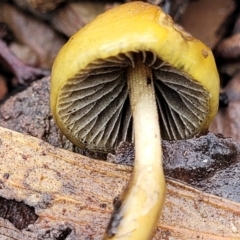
[104,58,166,239]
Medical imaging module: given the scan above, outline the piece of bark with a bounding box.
[216,7,240,59]
[9,42,39,67]
[0,39,49,84]
[13,0,66,12]
[0,2,66,69]
[0,76,61,146]
[179,0,235,49]
[216,33,240,59]
[50,2,106,37]
[223,71,240,102]
[210,101,240,144]
[0,126,239,239]
[210,71,240,145]
[0,22,47,85]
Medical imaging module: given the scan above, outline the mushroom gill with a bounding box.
[57,51,209,153]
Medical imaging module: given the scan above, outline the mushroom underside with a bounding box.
[57,51,210,153]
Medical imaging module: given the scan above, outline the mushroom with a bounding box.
[50,2,219,239]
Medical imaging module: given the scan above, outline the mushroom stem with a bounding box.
[104,57,166,239]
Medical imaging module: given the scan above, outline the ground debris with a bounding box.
[0,196,38,229]
[0,126,239,239]
[107,132,240,203]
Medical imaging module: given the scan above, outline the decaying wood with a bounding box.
[13,0,65,12]
[0,39,49,84]
[0,126,239,239]
[0,2,66,69]
[50,2,107,37]
[179,0,235,49]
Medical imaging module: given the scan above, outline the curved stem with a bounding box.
[104,57,166,239]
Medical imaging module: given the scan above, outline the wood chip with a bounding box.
[0,127,239,239]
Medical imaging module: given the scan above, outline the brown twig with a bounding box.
[0,39,49,84]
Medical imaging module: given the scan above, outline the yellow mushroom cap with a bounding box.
[51,1,219,152]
